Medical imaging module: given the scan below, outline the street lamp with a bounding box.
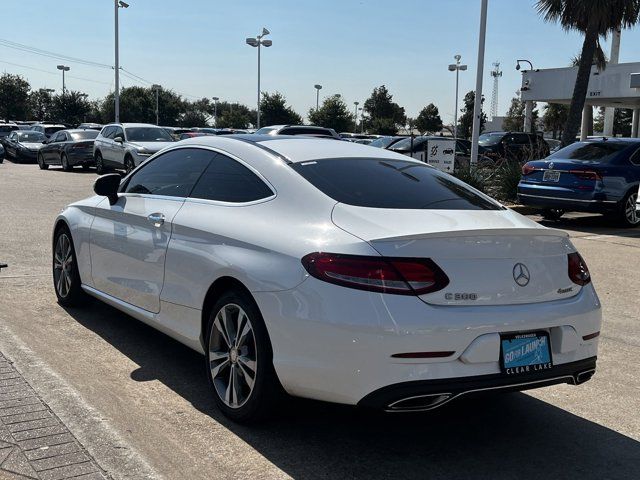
[448,55,467,139]
[359,107,364,134]
[314,84,322,111]
[212,96,219,127]
[114,0,129,123]
[245,28,272,129]
[516,59,533,71]
[152,84,161,125]
[56,65,70,94]
[353,101,359,133]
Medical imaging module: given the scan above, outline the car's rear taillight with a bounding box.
[301,253,449,295]
[522,163,536,175]
[569,170,602,181]
[568,252,591,286]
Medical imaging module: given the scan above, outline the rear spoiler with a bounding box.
[370,227,569,243]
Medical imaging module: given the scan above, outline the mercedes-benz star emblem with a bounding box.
[513,263,530,287]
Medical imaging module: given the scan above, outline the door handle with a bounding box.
[147,213,165,227]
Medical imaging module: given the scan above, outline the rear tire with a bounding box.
[205,289,282,423]
[61,153,72,172]
[52,226,87,307]
[38,153,48,170]
[541,208,564,221]
[617,190,639,228]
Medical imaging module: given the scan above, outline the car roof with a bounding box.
[105,123,162,128]
[582,137,640,144]
[178,134,416,163]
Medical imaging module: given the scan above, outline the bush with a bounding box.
[453,167,487,193]
[494,160,523,201]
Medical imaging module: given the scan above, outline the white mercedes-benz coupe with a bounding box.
[52,135,601,422]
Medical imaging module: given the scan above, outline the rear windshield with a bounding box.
[291,158,501,210]
[281,127,333,136]
[70,131,98,141]
[45,127,65,135]
[388,137,427,152]
[548,141,630,163]
[478,133,503,146]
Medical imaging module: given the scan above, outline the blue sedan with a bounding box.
[518,138,640,227]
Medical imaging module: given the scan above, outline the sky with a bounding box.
[2,0,640,124]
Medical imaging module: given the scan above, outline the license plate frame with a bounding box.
[500,331,553,376]
[543,170,561,182]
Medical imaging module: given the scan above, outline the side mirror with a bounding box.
[114,136,124,143]
[94,173,121,205]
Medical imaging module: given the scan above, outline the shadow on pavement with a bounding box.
[533,212,640,238]
[65,301,638,480]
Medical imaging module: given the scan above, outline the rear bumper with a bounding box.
[358,356,596,411]
[68,151,94,165]
[517,192,617,213]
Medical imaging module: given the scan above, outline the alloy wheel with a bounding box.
[125,156,134,174]
[625,192,639,225]
[208,303,257,409]
[53,233,73,298]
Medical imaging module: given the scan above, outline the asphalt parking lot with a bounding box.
[0,160,639,480]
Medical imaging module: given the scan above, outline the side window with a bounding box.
[101,126,114,139]
[512,133,530,145]
[122,148,214,197]
[629,147,640,166]
[53,132,65,142]
[189,153,273,203]
[113,127,124,140]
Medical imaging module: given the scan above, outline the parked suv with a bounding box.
[254,125,342,139]
[93,123,175,174]
[31,124,67,139]
[478,131,550,162]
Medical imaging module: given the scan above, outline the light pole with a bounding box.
[56,65,70,94]
[353,101,359,133]
[448,55,467,139]
[114,0,129,123]
[470,0,488,166]
[212,97,219,127]
[152,84,161,125]
[246,28,272,129]
[314,84,322,111]
[359,107,364,134]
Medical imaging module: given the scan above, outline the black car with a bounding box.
[4,130,47,162]
[38,129,99,171]
[478,131,550,162]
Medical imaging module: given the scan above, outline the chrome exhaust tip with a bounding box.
[386,393,452,412]
[576,369,595,384]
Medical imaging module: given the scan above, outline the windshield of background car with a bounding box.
[478,133,503,146]
[125,127,174,142]
[389,137,425,151]
[70,131,99,141]
[548,141,631,163]
[17,132,46,142]
[254,127,278,135]
[291,158,501,210]
[44,127,64,135]
[369,137,395,148]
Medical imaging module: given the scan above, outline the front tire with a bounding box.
[124,155,135,174]
[38,153,48,170]
[617,190,639,228]
[53,227,87,307]
[95,151,107,175]
[205,289,282,423]
[61,153,72,172]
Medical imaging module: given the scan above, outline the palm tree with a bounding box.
[536,0,640,146]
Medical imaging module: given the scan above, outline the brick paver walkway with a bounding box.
[0,352,108,480]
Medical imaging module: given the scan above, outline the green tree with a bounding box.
[308,95,354,132]
[536,0,640,146]
[217,102,256,129]
[100,86,186,125]
[593,107,633,136]
[362,85,406,135]
[260,92,302,126]
[503,97,538,132]
[49,91,92,125]
[28,89,55,121]
[543,103,569,139]
[0,73,31,120]
[457,91,487,139]
[414,103,443,134]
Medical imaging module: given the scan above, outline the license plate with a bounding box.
[543,170,560,182]
[500,332,552,375]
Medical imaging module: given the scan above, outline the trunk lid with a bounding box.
[332,204,579,306]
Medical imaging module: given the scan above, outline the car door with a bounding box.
[89,147,215,313]
[110,126,126,167]
[6,132,18,157]
[97,126,115,164]
[46,132,64,163]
